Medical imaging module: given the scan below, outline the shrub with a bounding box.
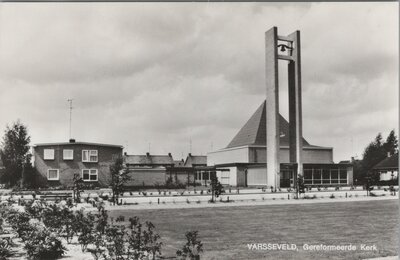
[75,211,95,252]
[329,194,335,199]
[126,217,162,260]
[105,224,127,260]
[41,203,76,243]
[176,231,203,260]
[94,207,108,234]
[87,232,107,260]
[6,210,34,240]
[303,195,317,200]
[0,238,13,260]
[24,227,66,259]
[116,215,125,222]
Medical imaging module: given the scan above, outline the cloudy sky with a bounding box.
[0,2,397,162]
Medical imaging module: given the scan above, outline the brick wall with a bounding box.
[125,168,167,186]
[34,144,122,187]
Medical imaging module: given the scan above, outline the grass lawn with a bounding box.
[109,200,398,260]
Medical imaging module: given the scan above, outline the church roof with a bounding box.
[226,101,310,148]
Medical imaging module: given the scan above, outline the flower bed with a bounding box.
[0,199,203,260]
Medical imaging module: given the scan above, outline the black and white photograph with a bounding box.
[0,2,398,259]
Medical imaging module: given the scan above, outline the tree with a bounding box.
[0,121,32,187]
[209,175,224,202]
[383,130,398,156]
[360,130,399,184]
[109,156,130,205]
[72,173,85,203]
[296,174,305,198]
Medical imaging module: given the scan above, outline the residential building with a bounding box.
[373,153,398,181]
[33,139,123,187]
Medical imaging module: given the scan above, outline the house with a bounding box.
[124,152,174,187]
[184,154,207,167]
[373,153,398,182]
[33,139,123,187]
[207,101,353,187]
[182,154,213,185]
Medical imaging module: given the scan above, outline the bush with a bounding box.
[303,195,317,200]
[105,224,127,260]
[329,194,335,199]
[74,210,96,252]
[176,231,203,260]
[41,203,76,243]
[87,232,107,260]
[0,238,13,260]
[24,227,66,259]
[6,210,34,240]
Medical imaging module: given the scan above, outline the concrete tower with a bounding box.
[265,27,303,189]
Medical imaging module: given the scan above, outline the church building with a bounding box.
[207,101,353,188]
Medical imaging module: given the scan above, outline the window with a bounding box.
[82,150,98,162]
[44,149,55,160]
[82,169,98,181]
[47,169,59,180]
[63,149,73,160]
[304,169,312,180]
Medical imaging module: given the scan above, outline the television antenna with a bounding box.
[67,99,73,139]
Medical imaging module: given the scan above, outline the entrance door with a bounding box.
[280,169,294,188]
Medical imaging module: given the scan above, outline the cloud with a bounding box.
[0,2,397,162]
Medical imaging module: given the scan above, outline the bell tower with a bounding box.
[265,27,303,189]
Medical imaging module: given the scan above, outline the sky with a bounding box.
[0,2,398,162]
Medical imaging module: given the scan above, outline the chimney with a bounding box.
[168,153,172,157]
[188,153,192,157]
[69,139,76,143]
[351,156,354,162]
[124,152,127,156]
[146,152,150,156]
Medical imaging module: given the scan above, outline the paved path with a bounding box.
[100,194,398,211]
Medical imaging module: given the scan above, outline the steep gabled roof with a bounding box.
[184,154,207,167]
[226,101,310,148]
[373,153,398,170]
[125,154,174,166]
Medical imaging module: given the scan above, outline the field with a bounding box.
[109,200,398,260]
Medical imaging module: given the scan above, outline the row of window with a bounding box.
[43,149,98,162]
[47,169,98,182]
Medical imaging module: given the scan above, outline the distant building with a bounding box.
[124,152,174,187]
[33,139,123,187]
[124,152,215,187]
[208,101,353,187]
[373,153,398,181]
[183,153,213,185]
